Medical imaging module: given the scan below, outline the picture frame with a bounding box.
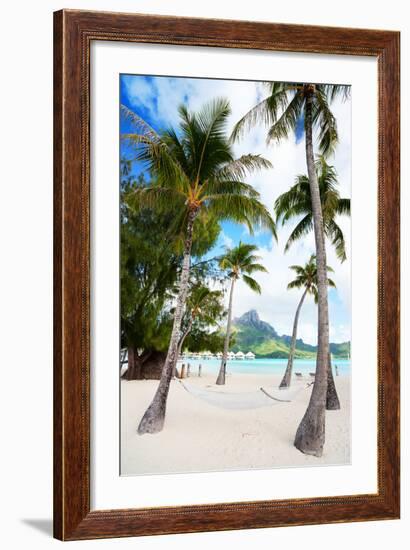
[53,9,400,541]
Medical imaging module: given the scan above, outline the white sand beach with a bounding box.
[121,373,351,476]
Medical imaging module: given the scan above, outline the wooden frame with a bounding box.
[54,9,400,541]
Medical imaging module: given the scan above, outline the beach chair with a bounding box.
[295,372,303,378]
[309,372,316,378]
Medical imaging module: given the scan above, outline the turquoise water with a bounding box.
[178,358,351,376]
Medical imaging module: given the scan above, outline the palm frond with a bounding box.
[312,89,339,157]
[121,128,187,192]
[127,186,186,213]
[287,253,335,299]
[200,179,260,200]
[194,97,232,181]
[284,214,313,252]
[266,91,304,144]
[326,219,348,262]
[275,156,350,261]
[214,154,272,182]
[161,127,190,176]
[219,256,235,271]
[318,84,351,103]
[206,194,277,239]
[230,83,289,142]
[288,264,306,275]
[287,279,305,290]
[242,274,262,294]
[121,104,161,143]
[335,197,351,216]
[243,262,268,275]
[274,175,310,224]
[219,242,266,295]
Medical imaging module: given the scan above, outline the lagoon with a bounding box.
[178,358,351,376]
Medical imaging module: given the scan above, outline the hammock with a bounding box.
[177,379,312,410]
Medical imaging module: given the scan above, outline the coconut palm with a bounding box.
[232,81,350,456]
[279,256,335,389]
[122,98,276,434]
[275,158,349,408]
[275,156,350,262]
[177,284,224,359]
[216,242,267,385]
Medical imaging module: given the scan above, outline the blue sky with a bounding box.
[120,74,352,345]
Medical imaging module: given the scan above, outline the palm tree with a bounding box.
[275,157,350,262]
[121,98,276,434]
[232,81,350,456]
[177,284,224,359]
[275,158,349,408]
[279,256,335,389]
[216,242,267,385]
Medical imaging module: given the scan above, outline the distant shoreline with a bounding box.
[176,357,351,377]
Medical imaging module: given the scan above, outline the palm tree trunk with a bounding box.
[173,320,193,378]
[177,316,194,359]
[137,209,197,434]
[216,277,236,385]
[326,352,341,410]
[294,89,330,456]
[279,287,308,389]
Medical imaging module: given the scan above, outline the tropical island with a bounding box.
[120,74,352,475]
[228,309,350,359]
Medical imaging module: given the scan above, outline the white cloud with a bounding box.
[330,323,351,343]
[122,76,157,118]
[219,231,234,250]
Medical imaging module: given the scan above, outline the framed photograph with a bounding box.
[54,9,400,540]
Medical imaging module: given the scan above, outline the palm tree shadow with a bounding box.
[21,519,53,537]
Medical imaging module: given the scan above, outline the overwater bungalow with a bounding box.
[235,351,245,360]
[245,351,256,360]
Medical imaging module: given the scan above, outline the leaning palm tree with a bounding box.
[275,156,350,262]
[216,242,267,385]
[122,98,276,434]
[177,284,224,358]
[232,81,350,456]
[275,158,349,408]
[279,256,335,389]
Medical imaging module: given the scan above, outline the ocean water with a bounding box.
[177,358,351,376]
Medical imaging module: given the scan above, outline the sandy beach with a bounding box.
[121,372,351,476]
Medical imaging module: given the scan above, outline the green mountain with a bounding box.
[230,310,350,359]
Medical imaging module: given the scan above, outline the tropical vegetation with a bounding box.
[278,256,335,389]
[216,242,267,385]
[274,156,350,262]
[120,78,351,458]
[231,309,350,359]
[232,81,351,456]
[121,98,276,434]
